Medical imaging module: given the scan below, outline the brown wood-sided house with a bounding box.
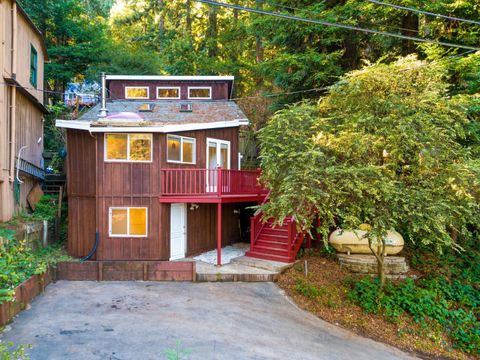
[0,0,48,221]
[57,75,304,265]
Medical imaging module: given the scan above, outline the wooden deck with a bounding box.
[159,168,268,203]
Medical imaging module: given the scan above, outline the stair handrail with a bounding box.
[250,191,270,249]
[287,218,307,260]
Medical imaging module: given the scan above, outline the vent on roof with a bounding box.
[138,103,155,112]
[179,102,193,112]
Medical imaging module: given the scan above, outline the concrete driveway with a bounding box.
[1,281,415,360]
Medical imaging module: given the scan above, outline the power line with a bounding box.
[254,0,420,34]
[366,0,480,26]
[1,50,476,104]
[196,0,480,51]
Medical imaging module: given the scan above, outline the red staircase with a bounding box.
[246,214,305,263]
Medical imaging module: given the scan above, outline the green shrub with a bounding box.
[0,342,29,360]
[348,276,480,354]
[0,238,70,304]
[295,279,325,299]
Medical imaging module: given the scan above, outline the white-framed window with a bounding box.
[104,133,153,162]
[167,135,196,164]
[125,86,150,99]
[157,87,181,99]
[188,86,211,99]
[109,207,148,237]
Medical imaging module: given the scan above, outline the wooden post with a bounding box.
[57,186,63,218]
[217,203,222,266]
[217,166,222,197]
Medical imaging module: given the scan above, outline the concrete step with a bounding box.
[231,256,295,272]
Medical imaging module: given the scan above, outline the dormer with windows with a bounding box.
[106,75,234,101]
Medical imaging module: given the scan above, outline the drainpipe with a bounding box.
[8,2,17,182]
[98,72,108,118]
[15,146,28,184]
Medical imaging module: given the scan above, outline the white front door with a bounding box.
[206,138,231,192]
[170,203,186,260]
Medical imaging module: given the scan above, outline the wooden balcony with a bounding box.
[159,168,268,203]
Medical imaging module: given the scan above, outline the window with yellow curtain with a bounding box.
[167,135,195,163]
[125,87,149,99]
[105,134,128,160]
[109,207,147,237]
[105,134,152,162]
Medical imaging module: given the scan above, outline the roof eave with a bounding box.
[56,119,250,132]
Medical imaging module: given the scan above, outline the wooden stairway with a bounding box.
[246,216,305,263]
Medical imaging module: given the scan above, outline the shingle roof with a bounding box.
[78,100,247,126]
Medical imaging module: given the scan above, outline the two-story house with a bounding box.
[57,75,304,264]
[0,0,48,221]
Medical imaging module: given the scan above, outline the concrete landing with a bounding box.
[194,260,279,282]
[231,255,295,272]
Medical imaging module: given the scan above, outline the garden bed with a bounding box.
[0,268,55,327]
[277,251,476,360]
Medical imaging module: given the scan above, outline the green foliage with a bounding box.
[0,342,30,360]
[295,279,326,299]
[0,229,15,243]
[348,276,480,354]
[259,55,480,266]
[164,341,192,360]
[0,237,71,304]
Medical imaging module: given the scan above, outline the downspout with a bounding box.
[15,146,28,184]
[8,1,17,182]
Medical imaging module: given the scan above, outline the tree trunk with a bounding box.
[255,1,264,65]
[368,235,387,287]
[401,13,419,55]
[158,0,165,50]
[186,0,192,37]
[255,1,264,93]
[207,5,218,58]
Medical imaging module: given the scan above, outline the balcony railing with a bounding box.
[160,168,267,197]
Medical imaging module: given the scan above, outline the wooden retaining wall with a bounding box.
[56,261,196,282]
[0,260,195,327]
[0,268,54,327]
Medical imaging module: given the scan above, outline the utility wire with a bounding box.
[0,51,476,103]
[196,0,480,51]
[366,0,480,26]
[254,0,420,34]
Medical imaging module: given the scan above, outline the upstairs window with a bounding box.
[188,87,211,99]
[125,86,149,99]
[167,135,195,164]
[105,133,152,162]
[30,45,38,88]
[109,207,148,237]
[157,87,180,99]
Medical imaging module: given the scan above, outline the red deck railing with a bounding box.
[160,168,267,197]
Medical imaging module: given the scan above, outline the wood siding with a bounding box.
[0,0,46,221]
[67,126,242,260]
[66,130,97,258]
[186,203,241,256]
[160,128,239,170]
[108,80,230,101]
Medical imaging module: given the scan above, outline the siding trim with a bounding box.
[56,119,249,132]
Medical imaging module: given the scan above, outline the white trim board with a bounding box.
[106,75,234,81]
[56,119,249,132]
